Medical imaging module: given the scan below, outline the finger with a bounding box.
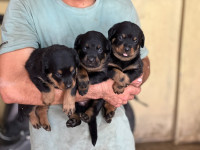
[122,100,128,105]
[116,104,122,108]
[108,99,121,108]
[127,95,135,101]
[131,74,143,87]
[125,86,141,96]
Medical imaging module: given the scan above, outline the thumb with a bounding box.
[131,74,143,87]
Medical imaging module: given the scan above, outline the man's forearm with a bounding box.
[0,48,150,106]
[0,48,58,105]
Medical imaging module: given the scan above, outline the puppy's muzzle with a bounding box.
[64,80,73,89]
[85,55,98,67]
[124,44,133,52]
[87,56,95,63]
[124,46,131,52]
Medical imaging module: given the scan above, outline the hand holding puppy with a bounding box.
[75,76,142,108]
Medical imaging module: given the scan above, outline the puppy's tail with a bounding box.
[88,118,97,146]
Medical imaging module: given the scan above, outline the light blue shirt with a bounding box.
[1,0,149,149]
[0,0,148,58]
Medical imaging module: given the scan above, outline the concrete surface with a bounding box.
[136,142,200,150]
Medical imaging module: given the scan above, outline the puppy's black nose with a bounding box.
[65,81,72,88]
[66,84,72,88]
[124,47,130,52]
[87,56,95,63]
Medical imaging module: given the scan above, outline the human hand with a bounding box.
[101,77,142,107]
[131,74,143,87]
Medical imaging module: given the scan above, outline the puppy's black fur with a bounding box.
[18,45,79,131]
[66,31,110,146]
[103,21,144,123]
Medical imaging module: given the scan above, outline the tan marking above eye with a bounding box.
[70,66,74,72]
[57,70,62,74]
[133,37,137,41]
[122,34,126,38]
[85,43,89,47]
[97,45,101,49]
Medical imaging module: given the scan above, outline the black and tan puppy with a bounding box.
[66,31,110,146]
[18,45,79,131]
[103,21,144,123]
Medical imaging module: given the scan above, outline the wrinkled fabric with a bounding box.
[0,0,148,58]
[30,105,135,150]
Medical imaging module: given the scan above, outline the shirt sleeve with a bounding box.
[0,0,39,55]
[129,1,149,59]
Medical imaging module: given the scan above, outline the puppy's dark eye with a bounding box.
[71,69,76,75]
[83,47,87,52]
[118,35,123,41]
[97,47,103,53]
[133,38,138,43]
[55,72,62,78]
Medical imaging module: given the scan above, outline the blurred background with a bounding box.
[0,0,200,149]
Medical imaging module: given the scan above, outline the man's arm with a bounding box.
[0,48,105,105]
[0,48,45,104]
[0,47,150,107]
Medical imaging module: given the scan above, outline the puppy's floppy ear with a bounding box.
[42,50,49,74]
[72,49,80,66]
[140,32,145,48]
[74,34,83,51]
[106,40,112,53]
[42,57,49,74]
[75,54,80,66]
[108,25,117,41]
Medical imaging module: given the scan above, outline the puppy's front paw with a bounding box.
[80,113,90,123]
[104,111,115,123]
[78,78,89,96]
[79,88,88,96]
[63,104,75,116]
[32,123,41,129]
[42,92,55,106]
[66,118,81,127]
[112,82,125,94]
[29,112,41,129]
[39,119,51,131]
[118,75,130,88]
[41,124,51,131]
[42,101,52,106]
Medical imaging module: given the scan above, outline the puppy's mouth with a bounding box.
[82,61,100,68]
[80,59,106,72]
[112,44,139,61]
[123,53,128,57]
[115,51,133,58]
[122,52,129,57]
[82,56,100,68]
[112,45,134,57]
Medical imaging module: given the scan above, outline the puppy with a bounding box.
[66,31,110,146]
[103,21,144,123]
[18,45,79,131]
